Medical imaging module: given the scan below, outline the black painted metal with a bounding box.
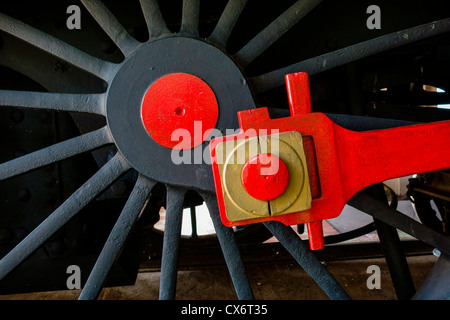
[324,184,396,245]
[349,191,450,257]
[0,127,112,181]
[414,253,450,300]
[251,18,450,93]
[79,174,155,300]
[0,153,130,281]
[147,240,432,272]
[0,90,106,115]
[234,0,322,67]
[202,191,255,300]
[106,36,254,192]
[324,222,376,246]
[374,218,416,300]
[180,0,200,36]
[366,184,416,300]
[208,0,248,48]
[139,0,171,39]
[0,11,116,82]
[269,108,417,129]
[80,0,140,57]
[159,187,186,300]
[325,113,416,130]
[264,221,351,300]
[0,0,449,300]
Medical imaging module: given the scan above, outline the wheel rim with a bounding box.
[0,0,449,300]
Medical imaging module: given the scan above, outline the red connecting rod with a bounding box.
[210,72,450,250]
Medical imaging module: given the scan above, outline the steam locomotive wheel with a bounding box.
[1,0,450,300]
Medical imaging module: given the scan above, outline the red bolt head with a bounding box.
[241,153,290,201]
[141,73,219,150]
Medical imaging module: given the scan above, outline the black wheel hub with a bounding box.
[106,36,255,191]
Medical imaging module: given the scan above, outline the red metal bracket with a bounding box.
[210,72,450,250]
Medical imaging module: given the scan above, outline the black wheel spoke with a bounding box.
[159,186,186,300]
[374,218,416,299]
[234,0,322,67]
[250,18,450,94]
[365,184,416,300]
[180,0,200,36]
[349,191,450,256]
[0,153,131,281]
[209,0,248,47]
[264,221,351,300]
[413,253,450,300]
[80,0,140,56]
[1,1,448,301]
[0,12,116,82]
[79,174,155,300]
[0,90,106,115]
[201,191,254,300]
[139,0,171,39]
[0,126,113,181]
[190,205,198,239]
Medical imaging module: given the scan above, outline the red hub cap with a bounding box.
[141,73,219,150]
[241,153,290,201]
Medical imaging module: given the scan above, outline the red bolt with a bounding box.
[141,73,219,150]
[241,153,290,201]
